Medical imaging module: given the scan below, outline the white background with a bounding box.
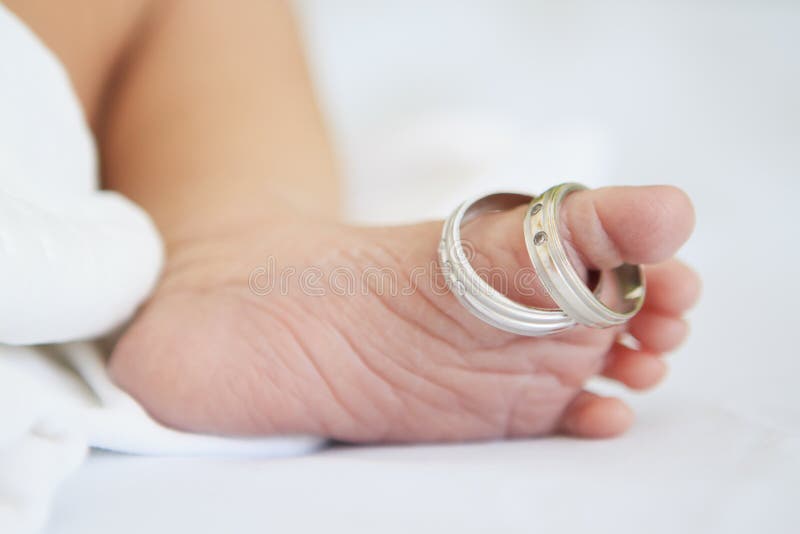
[49,2,799,533]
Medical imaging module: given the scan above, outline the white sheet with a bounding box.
[49,402,799,534]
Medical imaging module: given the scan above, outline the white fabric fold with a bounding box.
[0,5,324,533]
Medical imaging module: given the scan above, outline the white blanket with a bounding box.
[0,6,321,533]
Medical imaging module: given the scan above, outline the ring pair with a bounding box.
[438,183,645,336]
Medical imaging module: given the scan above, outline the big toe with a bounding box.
[460,184,695,307]
[560,185,695,270]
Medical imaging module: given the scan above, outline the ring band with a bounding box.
[524,183,646,328]
[439,192,576,336]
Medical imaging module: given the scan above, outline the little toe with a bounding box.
[643,259,702,316]
[558,391,634,438]
[627,312,689,353]
[602,344,667,390]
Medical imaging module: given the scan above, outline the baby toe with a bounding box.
[643,259,702,315]
[560,185,695,271]
[455,185,695,313]
[558,391,634,438]
[627,312,689,353]
[602,344,667,390]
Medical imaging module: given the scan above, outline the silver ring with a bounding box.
[524,183,646,328]
[439,192,575,336]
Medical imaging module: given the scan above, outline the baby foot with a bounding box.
[110,185,699,442]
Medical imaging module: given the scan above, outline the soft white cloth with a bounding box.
[0,6,322,533]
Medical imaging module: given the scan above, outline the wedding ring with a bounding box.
[524,183,646,328]
[439,192,576,336]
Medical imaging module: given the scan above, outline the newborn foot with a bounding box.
[110,186,699,442]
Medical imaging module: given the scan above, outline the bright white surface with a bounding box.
[47,1,799,533]
[50,399,798,534]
